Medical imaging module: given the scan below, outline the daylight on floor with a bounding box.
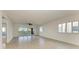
[0,10,79,49]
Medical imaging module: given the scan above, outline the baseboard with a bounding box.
[7,37,14,43]
[39,35,79,47]
[34,35,39,36]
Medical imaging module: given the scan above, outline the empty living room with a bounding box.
[0,10,79,49]
[1,0,79,59]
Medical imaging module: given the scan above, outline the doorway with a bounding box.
[31,28,34,35]
[2,23,7,44]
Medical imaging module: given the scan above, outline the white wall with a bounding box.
[40,15,79,45]
[7,19,13,43]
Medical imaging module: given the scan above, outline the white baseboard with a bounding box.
[39,35,79,47]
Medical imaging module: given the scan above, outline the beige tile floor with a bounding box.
[6,36,79,49]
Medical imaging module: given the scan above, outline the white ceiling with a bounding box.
[3,10,79,25]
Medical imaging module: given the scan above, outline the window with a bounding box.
[24,28,28,31]
[2,27,7,36]
[58,23,66,33]
[67,22,72,33]
[39,27,43,32]
[18,25,31,36]
[18,27,24,31]
[18,27,28,32]
[2,27,6,32]
[72,21,79,33]
[58,21,79,33]
[58,24,62,32]
[62,23,66,32]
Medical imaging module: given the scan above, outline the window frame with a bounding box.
[58,21,79,33]
[72,21,79,33]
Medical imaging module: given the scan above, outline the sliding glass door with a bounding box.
[18,25,31,36]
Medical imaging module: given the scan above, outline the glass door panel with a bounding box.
[18,25,31,36]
